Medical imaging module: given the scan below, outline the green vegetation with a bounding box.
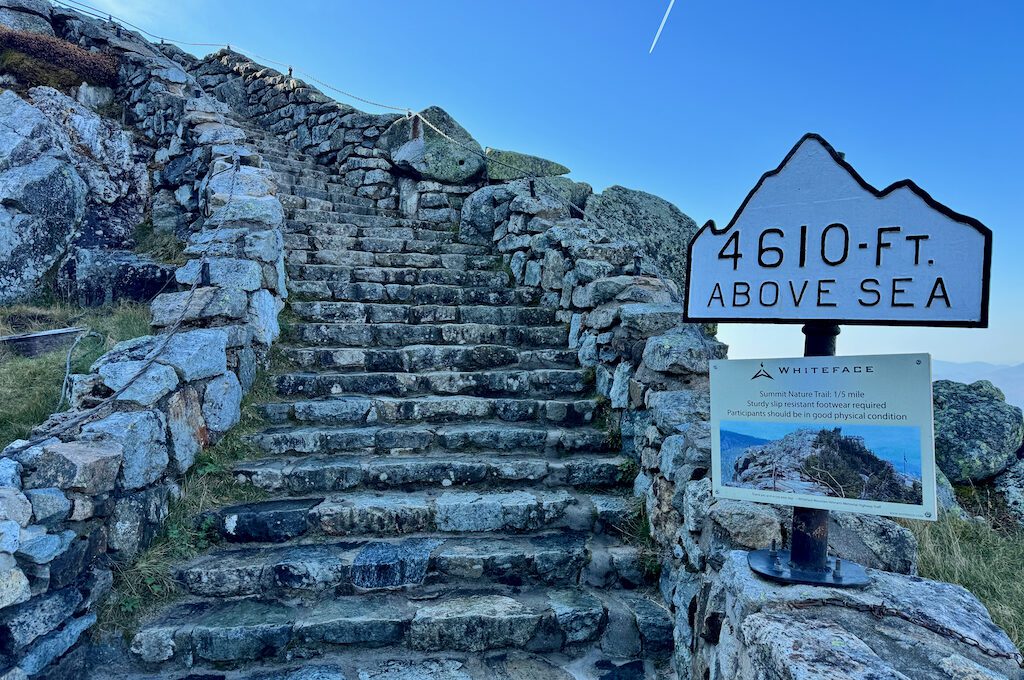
[0,302,151,450]
[0,49,84,91]
[614,498,662,583]
[133,221,186,265]
[804,428,922,504]
[98,373,274,637]
[908,485,1024,649]
[0,25,119,88]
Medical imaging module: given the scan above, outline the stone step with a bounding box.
[287,281,539,306]
[286,322,567,348]
[280,344,576,372]
[287,264,511,288]
[130,587,671,666]
[116,649,660,680]
[285,233,491,255]
[288,301,553,326]
[285,220,459,242]
[275,368,589,399]
[175,531,643,598]
[202,491,629,543]
[250,423,611,457]
[289,210,452,231]
[234,452,627,494]
[286,249,500,270]
[262,395,597,427]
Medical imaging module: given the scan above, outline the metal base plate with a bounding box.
[748,549,870,587]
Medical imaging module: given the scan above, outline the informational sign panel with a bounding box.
[710,353,937,520]
[685,134,992,327]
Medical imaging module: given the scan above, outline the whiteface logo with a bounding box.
[751,362,774,380]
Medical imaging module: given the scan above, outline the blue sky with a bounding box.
[88,0,1023,363]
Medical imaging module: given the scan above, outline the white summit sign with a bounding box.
[684,134,992,327]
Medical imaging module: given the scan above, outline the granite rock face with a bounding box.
[692,551,1021,680]
[933,380,1024,483]
[485,147,569,181]
[0,90,87,303]
[584,185,698,294]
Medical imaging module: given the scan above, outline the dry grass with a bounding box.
[906,485,1024,649]
[97,372,275,637]
[0,302,151,450]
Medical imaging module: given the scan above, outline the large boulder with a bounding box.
[585,185,698,294]
[29,86,150,247]
[0,0,54,35]
[57,248,176,306]
[484,147,569,181]
[933,380,1023,483]
[378,106,484,184]
[0,89,87,302]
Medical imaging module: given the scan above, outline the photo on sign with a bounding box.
[719,421,923,505]
[710,353,937,520]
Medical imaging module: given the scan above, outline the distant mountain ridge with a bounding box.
[933,361,1024,409]
[720,430,771,451]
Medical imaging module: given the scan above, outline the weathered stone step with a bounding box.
[287,322,567,348]
[288,281,540,306]
[280,344,576,372]
[289,209,451,230]
[289,301,548,326]
[116,649,659,680]
[204,491,627,544]
[285,220,460,242]
[250,423,610,457]
[287,264,511,287]
[275,368,589,399]
[262,395,597,427]
[285,233,490,255]
[234,452,627,494]
[287,249,501,271]
[176,531,644,598]
[131,587,671,666]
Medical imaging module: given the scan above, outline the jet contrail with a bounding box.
[649,0,676,53]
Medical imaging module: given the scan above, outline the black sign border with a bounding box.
[683,133,993,328]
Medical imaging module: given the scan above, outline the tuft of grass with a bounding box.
[133,221,186,265]
[618,458,639,484]
[0,302,151,450]
[614,497,662,583]
[98,372,275,637]
[907,510,1024,650]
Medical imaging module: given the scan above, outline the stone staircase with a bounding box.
[124,126,673,679]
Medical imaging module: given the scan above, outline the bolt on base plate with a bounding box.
[748,548,870,587]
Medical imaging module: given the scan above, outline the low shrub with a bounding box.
[0,25,118,87]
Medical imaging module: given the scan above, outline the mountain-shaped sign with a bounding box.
[684,134,992,327]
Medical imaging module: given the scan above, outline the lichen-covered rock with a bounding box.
[379,106,484,184]
[0,0,53,35]
[641,325,728,376]
[0,91,87,303]
[692,551,1021,680]
[585,185,698,293]
[81,411,168,491]
[933,380,1024,483]
[57,247,175,307]
[484,147,569,181]
[23,441,122,494]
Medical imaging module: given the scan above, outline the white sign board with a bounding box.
[685,134,992,327]
[710,353,937,520]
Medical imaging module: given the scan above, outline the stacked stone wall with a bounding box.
[0,5,286,677]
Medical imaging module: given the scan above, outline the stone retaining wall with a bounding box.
[0,4,286,678]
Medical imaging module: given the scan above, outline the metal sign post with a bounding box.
[746,323,869,587]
